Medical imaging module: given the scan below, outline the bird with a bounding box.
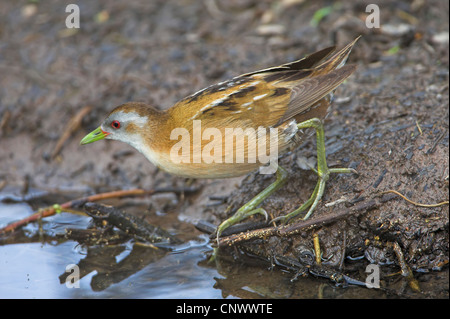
[80,37,360,240]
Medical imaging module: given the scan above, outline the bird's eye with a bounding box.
[111,120,121,129]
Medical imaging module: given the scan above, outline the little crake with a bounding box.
[81,37,360,238]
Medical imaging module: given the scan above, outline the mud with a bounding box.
[0,0,448,298]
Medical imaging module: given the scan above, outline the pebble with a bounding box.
[432,31,449,44]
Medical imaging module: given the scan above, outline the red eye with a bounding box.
[111,120,121,129]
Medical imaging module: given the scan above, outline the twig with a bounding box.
[0,110,11,135]
[218,199,379,248]
[313,233,321,265]
[373,168,388,188]
[338,230,347,270]
[380,190,449,208]
[415,120,422,135]
[51,105,92,159]
[0,187,199,234]
[390,241,421,293]
[426,132,445,155]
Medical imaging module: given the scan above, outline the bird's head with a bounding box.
[80,102,152,147]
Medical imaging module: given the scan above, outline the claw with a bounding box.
[270,215,289,225]
[215,119,356,248]
[253,208,268,221]
[216,207,269,243]
[214,166,288,243]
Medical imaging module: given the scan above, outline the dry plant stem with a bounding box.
[313,233,321,265]
[51,105,92,159]
[218,199,379,248]
[381,190,449,207]
[389,241,421,293]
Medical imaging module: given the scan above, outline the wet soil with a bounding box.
[0,0,448,298]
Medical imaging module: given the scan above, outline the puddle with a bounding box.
[0,200,224,298]
[0,199,447,299]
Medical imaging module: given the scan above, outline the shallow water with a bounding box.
[0,199,447,299]
[0,201,222,298]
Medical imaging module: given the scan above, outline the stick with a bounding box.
[51,105,92,159]
[218,199,379,248]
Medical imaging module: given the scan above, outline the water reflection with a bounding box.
[1,199,448,299]
[0,201,221,298]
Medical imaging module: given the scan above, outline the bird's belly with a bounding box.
[135,143,263,178]
[135,126,300,178]
[161,162,263,179]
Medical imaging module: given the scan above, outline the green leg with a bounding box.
[216,166,288,241]
[272,118,356,224]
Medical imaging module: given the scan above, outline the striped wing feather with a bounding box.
[171,37,359,129]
